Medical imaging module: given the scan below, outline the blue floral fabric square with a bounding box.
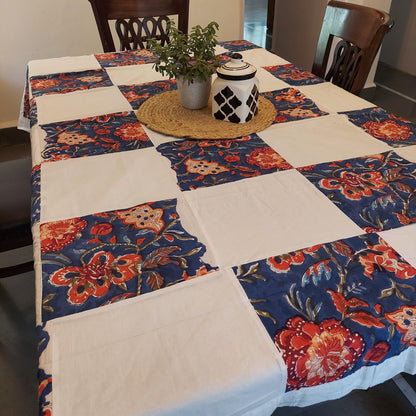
[40,199,217,321]
[233,233,416,391]
[157,134,293,191]
[219,40,260,52]
[299,151,416,232]
[29,98,38,128]
[95,50,158,68]
[341,107,416,147]
[39,112,152,161]
[118,80,177,110]
[30,69,112,97]
[31,164,41,226]
[262,88,328,124]
[263,64,324,86]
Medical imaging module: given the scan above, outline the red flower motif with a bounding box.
[91,222,113,236]
[224,155,241,162]
[114,123,148,141]
[320,171,387,200]
[267,251,305,272]
[364,341,390,362]
[50,251,141,304]
[363,120,411,142]
[275,317,365,390]
[359,241,416,279]
[40,218,87,253]
[246,147,292,170]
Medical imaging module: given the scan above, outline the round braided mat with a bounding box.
[136,90,276,139]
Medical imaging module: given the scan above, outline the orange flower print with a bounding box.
[363,120,411,142]
[281,108,320,119]
[275,317,364,389]
[185,158,229,175]
[41,218,87,253]
[280,88,305,103]
[115,204,165,234]
[386,306,416,347]
[95,52,118,61]
[246,147,291,170]
[77,75,103,83]
[114,123,147,141]
[31,78,60,90]
[359,242,416,279]
[57,131,95,146]
[50,251,141,304]
[320,171,387,200]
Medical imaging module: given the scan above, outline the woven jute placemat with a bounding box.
[136,90,276,139]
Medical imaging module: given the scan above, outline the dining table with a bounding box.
[18,40,416,416]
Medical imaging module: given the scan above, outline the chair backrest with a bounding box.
[312,0,393,95]
[88,0,190,52]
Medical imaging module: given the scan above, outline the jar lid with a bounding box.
[216,53,257,80]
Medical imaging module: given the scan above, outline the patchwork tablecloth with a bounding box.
[19,41,416,416]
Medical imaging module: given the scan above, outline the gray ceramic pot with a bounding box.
[176,76,211,110]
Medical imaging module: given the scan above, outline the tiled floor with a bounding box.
[1,3,415,416]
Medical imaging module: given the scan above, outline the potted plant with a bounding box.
[149,21,220,110]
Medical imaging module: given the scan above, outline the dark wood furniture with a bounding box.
[312,0,393,95]
[0,129,33,279]
[88,0,190,52]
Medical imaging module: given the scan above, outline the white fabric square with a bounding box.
[106,63,168,85]
[298,82,375,113]
[36,86,132,124]
[47,270,285,416]
[395,145,416,163]
[378,223,416,269]
[184,171,363,268]
[28,55,100,77]
[241,48,290,68]
[41,147,180,222]
[259,114,392,167]
[256,67,290,93]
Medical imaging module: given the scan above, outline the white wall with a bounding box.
[380,0,416,76]
[0,0,243,129]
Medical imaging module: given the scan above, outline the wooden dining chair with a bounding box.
[0,129,33,279]
[88,0,190,52]
[312,0,394,95]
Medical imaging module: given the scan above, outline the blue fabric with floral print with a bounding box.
[156,133,293,191]
[219,40,261,52]
[341,107,416,147]
[95,50,158,68]
[299,151,416,232]
[40,199,216,321]
[118,80,177,110]
[262,88,328,124]
[31,165,41,226]
[39,111,152,161]
[29,98,38,128]
[30,69,113,97]
[233,233,416,391]
[263,64,324,86]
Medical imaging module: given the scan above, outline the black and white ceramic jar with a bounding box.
[212,53,259,124]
